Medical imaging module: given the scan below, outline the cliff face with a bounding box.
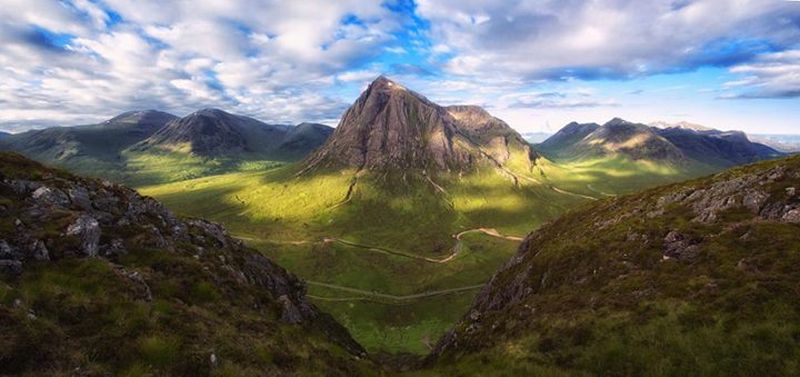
[0,152,366,375]
[303,76,534,174]
[446,105,537,166]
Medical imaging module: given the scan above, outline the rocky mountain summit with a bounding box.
[431,154,800,375]
[302,76,534,174]
[0,152,367,375]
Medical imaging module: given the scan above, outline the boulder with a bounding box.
[32,186,70,207]
[66,214,101,256]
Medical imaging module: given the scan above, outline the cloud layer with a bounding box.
[0,0,798,133]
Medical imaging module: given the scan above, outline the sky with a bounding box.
[1,0,799,135]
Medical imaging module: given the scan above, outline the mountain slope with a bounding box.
[446,105,536,168]
[655,126,782,167]
[303,76,534,174]
[544,118,685,162]
[430,154,800,375]
[276,122,335,159]
[0,110,177,164]
[0,152,371,375]
[537,122,599,156]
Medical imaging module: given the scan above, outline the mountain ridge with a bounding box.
[539,118,781,167]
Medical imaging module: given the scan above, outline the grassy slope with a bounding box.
[428,155,800,376]
[134,150,715,354]
[0,153,375,376]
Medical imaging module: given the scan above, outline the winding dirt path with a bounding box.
[325,227,523,264]
[306,281,484,303]
[586,184,617,197]
[236,227,524,264]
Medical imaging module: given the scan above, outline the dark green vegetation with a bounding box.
[0,153,373,376]
[430,154,800,376]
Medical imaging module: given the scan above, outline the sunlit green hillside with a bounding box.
[134,153,714,354]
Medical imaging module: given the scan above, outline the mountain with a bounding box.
[302,76,534,174]
[276,122,335,159]
[446,105,537,165]
[541,118,683,162]
[656,126,781,167]
[537,121,599,155]
[131,108,332,159]
[0,152,372,375]
[539,118,782,167]
[0,110,177,164]
[0,131,10,140]
[431,154,800,375]
[0,109,334,185]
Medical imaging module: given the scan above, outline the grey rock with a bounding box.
[782,209,800,223]
[662,231,700,261]
[29,240,49,261]
[278,295,304,324]
[786,187,796,198]
[32,186,70,207]
[66,214,101,256]
[102,238,127,257]
[0,260,23,276]
[742,189,768,213]
[0,240,13,259]
[68,186,92,211]
[7,179,43,195]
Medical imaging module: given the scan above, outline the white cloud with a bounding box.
[721,50,800,98]
[0,0,401,131]
[416,0,800,81]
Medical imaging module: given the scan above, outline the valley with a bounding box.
[1,76,789,362]
[2,77,782,356]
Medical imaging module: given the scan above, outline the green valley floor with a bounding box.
[131,152,713,354]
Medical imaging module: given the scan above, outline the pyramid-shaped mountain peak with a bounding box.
[302,78,534,174]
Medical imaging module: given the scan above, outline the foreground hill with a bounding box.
[430,154,800,376]
[0,153,371,375]
[539,118,781,168]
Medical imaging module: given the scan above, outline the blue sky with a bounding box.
[1,0,799,134]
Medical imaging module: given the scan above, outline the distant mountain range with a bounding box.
[537,118,782,168]
[0,108,333,179]
[130,108,332,159]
